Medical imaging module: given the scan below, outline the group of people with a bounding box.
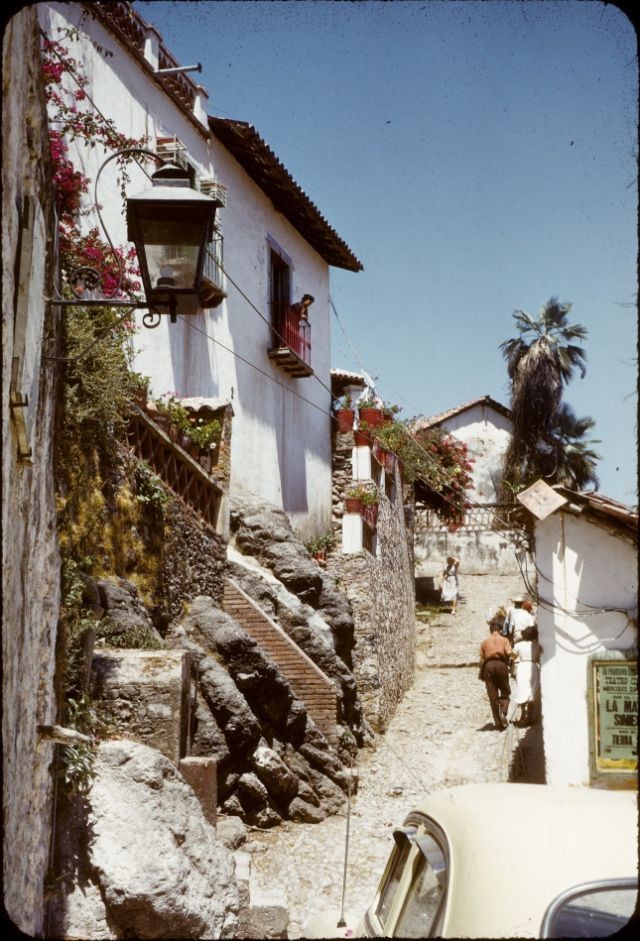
[438,558,542,730]
[479,595,542,730]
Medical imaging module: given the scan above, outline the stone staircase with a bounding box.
[222,579,338,743]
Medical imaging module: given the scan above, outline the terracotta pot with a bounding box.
[154,413,170,433]
[133,389,147,409]
[345,497,362,513]
[335,408,355,433]
[168,423,179,443]
[359,407,383,429]
[313,549,327,562]
[382,410,394,426]
[353,428,371,447]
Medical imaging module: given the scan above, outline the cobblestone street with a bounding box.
[248,573,545,937]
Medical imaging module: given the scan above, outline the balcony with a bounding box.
[268,306,313,378]
[199,233,226,308]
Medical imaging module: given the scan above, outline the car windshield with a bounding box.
[394,834,446,938]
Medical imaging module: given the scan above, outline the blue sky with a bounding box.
[136,0,637,504]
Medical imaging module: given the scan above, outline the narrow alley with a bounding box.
[247,573,544,937]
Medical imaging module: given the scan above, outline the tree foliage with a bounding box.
[499,297,595,493]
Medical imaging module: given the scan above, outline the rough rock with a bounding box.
[236,773,283,828]
[250,740,299,803]
[261,542,323,605]
[170,595,353,827]
[51,740,238,939]
[190,699,231,766]
[178,598,303,736]
[215,815,247,851]
[287,797,328,824]
[95,578,163,646]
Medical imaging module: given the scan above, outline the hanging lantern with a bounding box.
[127,162,217,321]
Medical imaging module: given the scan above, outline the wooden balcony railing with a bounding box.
[127,408,223,532]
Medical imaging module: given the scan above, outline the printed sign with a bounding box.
[593,660,637,773]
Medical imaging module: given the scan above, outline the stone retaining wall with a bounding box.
[223,580,338,743]
[91,649,192,763]
[329,431,416,732]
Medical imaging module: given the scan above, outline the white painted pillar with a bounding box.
[352,445,372,481]
[342,512,363,553]
[143,26,160,70]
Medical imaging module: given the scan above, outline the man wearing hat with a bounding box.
[479,616,513,729]
[502,594,535,644]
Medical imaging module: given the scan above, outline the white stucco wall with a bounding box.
[534,511,637,787]
[41,3,334,537]
[437,403,513,503]
[415,403,518,574]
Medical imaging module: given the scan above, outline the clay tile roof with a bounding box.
[330,368,367,384]
[556,488,638,534]
[208,116,363,272]
[413,395,512,431]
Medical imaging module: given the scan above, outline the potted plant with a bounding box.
[187,418,221,454]
[129,372,151,409]
[360,488,380,528]
[358,393,383,429]
[345,484,379,524]
[334,394,355,433]
[354,419,372,447]
[305,532,334,563]
[382,401,403,425]
[155,394,190,442]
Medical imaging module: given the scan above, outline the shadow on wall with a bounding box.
[277,392,309,515]
[167,312,220,397]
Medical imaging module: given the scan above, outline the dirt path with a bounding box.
[248,573,540,937]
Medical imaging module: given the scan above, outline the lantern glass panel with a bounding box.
[135,206,208,291]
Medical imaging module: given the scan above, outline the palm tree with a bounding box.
[544,403,601,490]
[500,297,588,492]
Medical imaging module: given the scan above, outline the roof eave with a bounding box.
[208,116,363,272]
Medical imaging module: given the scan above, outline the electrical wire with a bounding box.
[45,25,518,534]
[47,30,630,603]
[175,315,329,416]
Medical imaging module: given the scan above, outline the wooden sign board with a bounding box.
[516,479,568,520]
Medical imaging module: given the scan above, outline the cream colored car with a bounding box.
[307,783,637,938]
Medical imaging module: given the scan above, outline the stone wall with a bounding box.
[329,431,416,732]
[1,9,60,936]
[160,500,228,621]
[91,649,192,763]
[414,517,523,576]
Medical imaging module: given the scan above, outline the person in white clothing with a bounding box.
[502,596,535,643]
[511,624,542,725]
[440,556,460,614]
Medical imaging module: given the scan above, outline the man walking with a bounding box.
[479,617,513,729]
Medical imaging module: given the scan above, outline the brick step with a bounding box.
[223,578,338,743]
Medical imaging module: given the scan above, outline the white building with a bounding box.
[519,483,638,788]
[413,395,521,576]
[39,1,361,538]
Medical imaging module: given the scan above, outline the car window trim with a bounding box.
[540,878,638,937]
[369,828,420,936]
[385,816,450,938]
